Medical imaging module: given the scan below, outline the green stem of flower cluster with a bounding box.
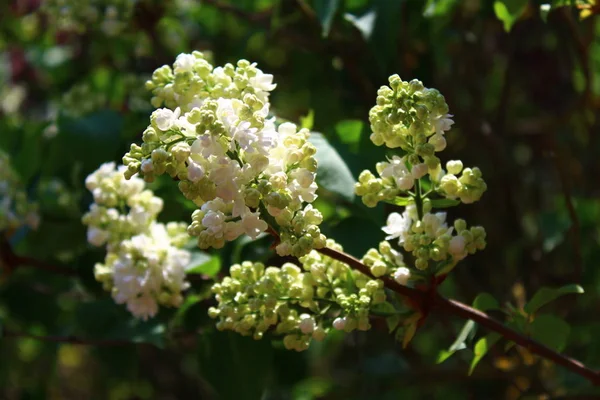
[414,178,424,220]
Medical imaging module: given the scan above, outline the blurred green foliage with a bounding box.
[2,0,600,399]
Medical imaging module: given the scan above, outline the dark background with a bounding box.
[1,0,600,399]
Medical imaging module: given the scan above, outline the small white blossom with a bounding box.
[393,267,411,285]
[153,107,181,131]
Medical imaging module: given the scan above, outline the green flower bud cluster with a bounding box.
[39,0,134,36]
[369,75,452,156]
[438,160,487,204]
[355,155,428,208]
[82,162,191,320]
[0,150,40,233]
[123,54,325,257]
[362,241,410,283]
[145,53,277,112]
[356,76,486,209]
[209,240,387,351]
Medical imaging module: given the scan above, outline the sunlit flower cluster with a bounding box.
[82,162,191,320]
[209,240,388,351]
[0,151,40,233]
[382,204,486,276]
[123,54,325,257]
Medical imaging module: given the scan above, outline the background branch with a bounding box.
[0,235,77,277]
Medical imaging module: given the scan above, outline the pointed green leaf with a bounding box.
[386,315,401,333]
[430,198,461,208]
[437,320,474,364]
[524,284,584,314]
[493,0,528,32]
[403,321,418,348]
[309,132,356,202]
[473,293,500,312]
[335,119,364,147]
[344,10,377,40]
[185,252,221,277]
[530,314,570,352]
[387,196,412,206]
[300,109,314,130]
[315,0,340,37]
[423,0,459,17]
[469,332,501,375]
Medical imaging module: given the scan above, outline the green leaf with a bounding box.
[315,0,340,37]
[402,321,418,348]
[473,293,501,312]
[334,119,364,147]
[423,0,459,17]
[530,314,570,351]
[198,331,274,399]
[524,284,584,314]
[387,196,412,206]
[437,320,475,364]
[344,10,377,40]
[300,109,314,130]
[430,198,461,208]
[438,293,500,364]
[508,312,528,333]
[368,0,403,71]
[386,315,401,333]
[185,251,221,277]
[293,377,333,399]
[47,109,122,176]
[371,301,396,315]
[469,332,501,375]
[74,299,166,348]
[493,0,529,32]
[323,216,382,258]
[309,132,356,202]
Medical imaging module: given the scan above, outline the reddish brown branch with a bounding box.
[317,246,600,385]
[0,235,77,277]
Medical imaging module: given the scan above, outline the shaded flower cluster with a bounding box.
[82,162,191,320]
[39,0,134,36]
[356,75,487,277]
[209,240,388,351]
[0,151,40,233]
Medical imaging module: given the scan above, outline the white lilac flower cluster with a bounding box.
[122,53,326,258]
[382,204,486,275]
[356,75,487,280]
[0,150,40,233]
[355,75,486,208]
[82,162,191,320]
[39,0,133,36]
[208,240,387,351]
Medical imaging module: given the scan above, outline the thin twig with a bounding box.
[316,246,600,385]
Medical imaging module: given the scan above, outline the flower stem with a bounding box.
[414,179,424,220]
